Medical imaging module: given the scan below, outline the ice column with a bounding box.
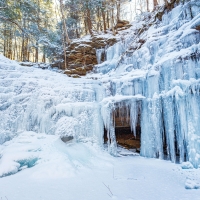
[96,48,105,64]
[140,97,163,159]
[101,101,117,155]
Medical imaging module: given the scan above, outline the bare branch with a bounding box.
[102,182,113,196]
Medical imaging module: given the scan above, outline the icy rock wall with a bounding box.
[0,60,105,145]
[95,31,138,74]
[98,1,200,167]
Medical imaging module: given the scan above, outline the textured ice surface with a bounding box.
[0,56,105,146]
[90,1,200,167]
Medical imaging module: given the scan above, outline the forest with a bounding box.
[0,0,163,64]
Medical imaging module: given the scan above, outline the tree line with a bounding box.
[0,0,164,63]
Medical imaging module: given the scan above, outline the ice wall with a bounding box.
[0,59,105,146]
[96,1,200,167]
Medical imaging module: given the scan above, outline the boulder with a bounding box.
[61,136,74,143]
[75,67,87,76]
[115,20,130,30]
[85,64,93,71]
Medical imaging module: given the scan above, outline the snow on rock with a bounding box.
[185,179,200,189]
[0,54,18,65]
[0,132,41,177]
[182,162,194,169]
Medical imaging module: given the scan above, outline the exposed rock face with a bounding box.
[51,21,132,77]
[61,35,117,77]
[50,35,118,76]
[115,20,132,31]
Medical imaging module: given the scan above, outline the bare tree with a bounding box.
[146,0,150,12]
[153,0,158,9]
[59,0,71,69]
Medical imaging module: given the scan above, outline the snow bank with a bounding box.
[185,179,200,189]
[1,1,200,177]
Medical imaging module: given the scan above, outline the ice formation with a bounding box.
[95,1,200,167]
[0,56,105,147]
[0,0,200,175]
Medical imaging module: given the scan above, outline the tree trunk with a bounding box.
[8,30,13,59]
[22,37,28,61]
[107,11,110,29]
[86,8,93,35]
[59,0,71,44]
[35,42,39,63]
[101,1,107,33]
[111,0,116,36]
[75,12,80,38]
[153,0,158,9]
[146,0,150,12]
[59,0,70,69]
[116,0,121,22]
[3,23,7,57]
[42,52,46,63]
[84,19,88,35]
[101,9,106,33]
[97,7,101,32]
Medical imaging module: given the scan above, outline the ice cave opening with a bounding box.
[104,106,141,153]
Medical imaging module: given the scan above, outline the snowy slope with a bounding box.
[1,131,200,200]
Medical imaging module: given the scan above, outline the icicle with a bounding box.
[101,101,117,155]
[174,95,188,163]
[140,97,163,159]
[162,96,176,162]
[96,48,104,64]
[130,100,138,137]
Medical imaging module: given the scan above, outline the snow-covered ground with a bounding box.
[1,132,200,200]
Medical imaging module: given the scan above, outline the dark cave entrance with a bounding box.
[115,126,141,153]
[104,107,141,153]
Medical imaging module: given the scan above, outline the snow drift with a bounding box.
[0,1,200,178]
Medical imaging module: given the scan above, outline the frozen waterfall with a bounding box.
[0,1,200,170]
[95,1,200,167]
[0,58,105,147]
